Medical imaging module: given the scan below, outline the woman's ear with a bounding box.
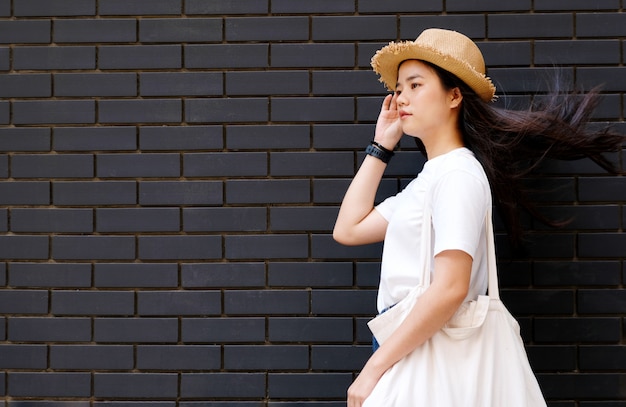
[450,87,463,108]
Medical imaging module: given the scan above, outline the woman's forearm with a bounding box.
[333,154,388,245]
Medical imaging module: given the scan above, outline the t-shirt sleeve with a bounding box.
[375,189,402,222]
[431,169,489,259]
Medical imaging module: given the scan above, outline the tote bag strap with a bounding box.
[485,206,500,300]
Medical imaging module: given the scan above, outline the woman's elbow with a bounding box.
[333,227,355,246]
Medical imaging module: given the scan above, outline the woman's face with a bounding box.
[394,60,460,139]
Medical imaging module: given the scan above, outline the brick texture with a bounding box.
[0,3,624,406]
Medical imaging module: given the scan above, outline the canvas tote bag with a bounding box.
[364,206,546,406]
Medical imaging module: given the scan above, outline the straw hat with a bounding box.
[371,28,496,102]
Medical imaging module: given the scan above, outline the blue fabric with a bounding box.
[372,303,396,353]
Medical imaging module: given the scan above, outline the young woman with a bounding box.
[333,28,625,406]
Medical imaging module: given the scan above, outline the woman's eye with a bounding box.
[395,90,402,96]
[411,83,419,89]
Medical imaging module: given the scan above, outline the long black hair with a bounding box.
[419,60,626,247]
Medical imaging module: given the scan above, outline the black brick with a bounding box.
[99,45,181,69]
[94,318,178,343]
[271,152,354,176]
[137,345,220,370]
[54,73,137,97]
[578,290,626,314]
[183,207,266,232]
[52,236,135,260]
[359,0,441,12]
[311,234,383,260]
[311,289,377,315]
[13,46,95,70]
[0,290,48,314]
[53,181,136,205]
[526,345,576,371]
[0,181,49,205]
[54,18,137,43]
[446,0,527,11]
[0,20,51,44]
[535,0,618,10]
[226,125,309,150]
[11,208,93,233]
[140,126,223,151]
[579,345,626,370]
[139,181,222,205]
[13,100,95,125]
[539,373,626,400]
[268,373,352,399]
[224,345,308,370]
[0,344,47,369]
[271,43,355,68]
[99,0,182,15]
[578,233,626,258]
[535,318,621,343]
[399,15,485,39]
[225,17,308,41]
[8,372,91,397]
[312,345,371,370]
[227,71,308,96]
[534,261,621,286]
[94,373,178,398]
[54,127,137,151]
[94,263,178,288]
[186,0,268,14]
[268,262,353,287]
[140,72,222,96]
[0,73,51,98]
[576,13,626,37]
[0,236,49,260]
[224,290,309,315]
[489,13,573,38]
[312,16,396,41]
[50,345,133,370]
[12,154,93,178]
[137,291,221,316]
[97,153,180,178]
[535,40,620,65]
[186,98,268,123]
[138,235,222,260]
[139,18,222,42]
[268,317,353,342]
[97,208,179,232]
[8,317,91,342]
[269,207,337,231]
[183,152,267,177]
[181,263,266,288]
[9,263,92,288]
[99,99,182,124]
[272,0,352,13]
[51,291,134,315]
[226,179,309,204]
[180,373,265,398]
[182,317,265,343]
[225,235,308,259]
[271,97,354,122]
[185,44,268,69]
[14,0,95,16]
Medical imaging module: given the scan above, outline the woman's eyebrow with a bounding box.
[396,74,424,87]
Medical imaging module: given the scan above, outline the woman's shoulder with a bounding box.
[432,148,486,180]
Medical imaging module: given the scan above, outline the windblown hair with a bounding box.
[420,61,626,247]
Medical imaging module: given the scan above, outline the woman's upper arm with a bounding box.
[333,208,388,246]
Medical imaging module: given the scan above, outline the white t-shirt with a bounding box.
[375,147,491,312]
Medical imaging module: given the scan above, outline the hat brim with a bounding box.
[371,40,496,103]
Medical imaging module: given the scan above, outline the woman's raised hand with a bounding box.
[374,93,403,149]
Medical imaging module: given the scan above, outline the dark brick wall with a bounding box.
[0,1,624,406]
